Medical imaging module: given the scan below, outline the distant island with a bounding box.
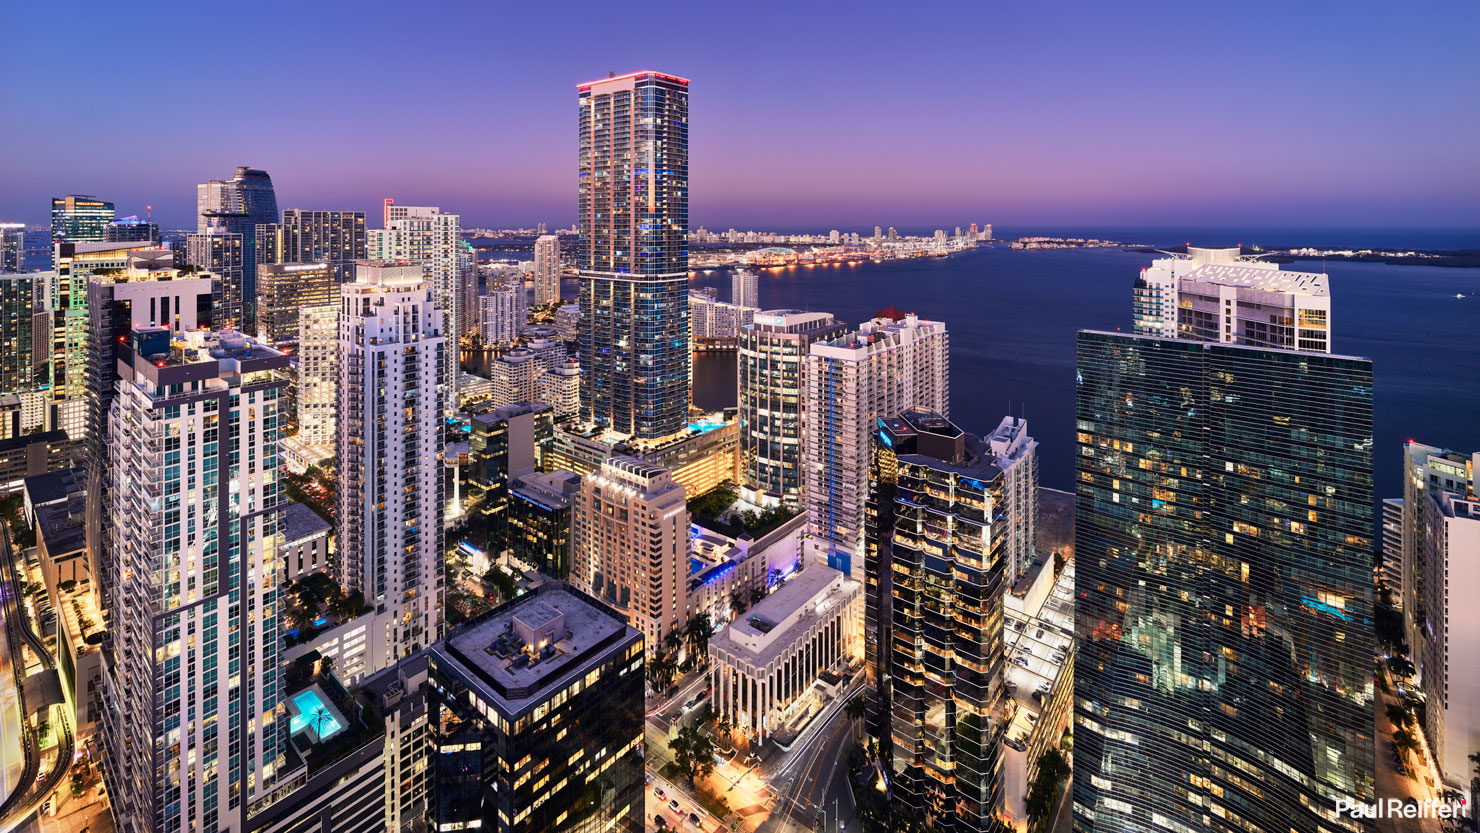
[1126,244,1480,269]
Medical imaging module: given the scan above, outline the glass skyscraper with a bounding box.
[866,408,1008,833]
[1072,331,1375,833]
[576,71,690,438]
[51,194,115,244]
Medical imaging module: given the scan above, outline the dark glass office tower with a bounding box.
[197,166,278,325]
[576,71,689,438]
[256,209,367,284]
[428,584,645,833]
[51,195,115,243]
[867,408,1007,833]
[1072,331,1375,833]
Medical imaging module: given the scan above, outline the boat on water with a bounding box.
[1459,293,1467,299]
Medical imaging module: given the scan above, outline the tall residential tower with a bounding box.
[576,71,690,438]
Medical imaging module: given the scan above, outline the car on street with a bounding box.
[689,812,702,826]
[653,787,666,800]
[669,798,681,812]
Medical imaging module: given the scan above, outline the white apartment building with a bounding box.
[1133,246,1332,353]
[803,312,949,579]
[554,303,580,342]
[489,349,542,408]
[708,566,860,743]
[295,304,337,449]
[986,415,1039,582]
[570,457,689,653]
[478,284,523,345]
[1405,443,1480,799]
[102,328,289,833]
[369,204,460,408]
[337,263,445,665]
[690,291,758,341]
[731,268,758,309]
[533,234,561,307]
[538,359,581,418]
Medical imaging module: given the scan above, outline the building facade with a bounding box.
[196,167,279,325]
[337,263,445,664]
[738,310,845,504]
[188,224,247,329]
[0,272,43,392]
[537,360,581,419]
[101,328,289,833]
[576,71,690,438]
[984,415,1038,583]
[1403,443,1480,797]
[731,268,758,309]
[866,409,1007,832]
[708,566,859,744]
[1072,331,1375,833]
[479,283,523,345]
[257,209,367,284]
[427,585,645,833]
[1133,246,1332,353]
[369,204,461,408]
[507,470,582,578]
[803,312,949,578]
[689,291,757,344]
[256,262,334,346]
[533,233,561,307]
[570,457,689,652]
[489,349,543,409]
[294,304,339,449]
[1,223,24,272]
[464,402,554,553]
[51,195,115,245]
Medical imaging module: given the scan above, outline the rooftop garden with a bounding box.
[686,481,798,540]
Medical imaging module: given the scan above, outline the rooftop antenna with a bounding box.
[146,205,152,224]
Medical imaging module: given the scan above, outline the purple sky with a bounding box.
[3,0,1477,231]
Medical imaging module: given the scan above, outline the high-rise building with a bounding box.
[338,263,445,663]
[369,203,461,409]
[51,195,115,245]
[102,216,158,243]
[1402,444,1480,799]
[102,327,288,833]
[866,408,1007,832]
[477,283,523,345]
[576,71,690,438]
[427,584,645,833]
[256,261,334,346]
[187,220,247,329]
[196,167,279,325]
[1072,330,1374,833]
[803,311,949,578]
[537,359,581,419]
[488,349,543,408]
[463,402,553,553]
[0,273,43,392]
[688,292,757,343]
[554,303,580,342]
[1401,443,1473,667]
[984,415,1038,582]
[570,457,689,652]
[457,239,478,340]
[292,304,338,449]
[738,310,846,504]
[507,470,582,577]
[0,223,24,272]
[256,209,367,284]
[1133,246,1333,352]
[731,267,758,309]
[532,233,561,307]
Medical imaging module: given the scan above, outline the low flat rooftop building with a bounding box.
[1001,561,1075,828]
[709,566,860,743]
[427,584,644,832]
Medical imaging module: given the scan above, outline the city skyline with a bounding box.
[4,2,1478,231]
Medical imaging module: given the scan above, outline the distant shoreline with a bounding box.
[1125,245,1480,269]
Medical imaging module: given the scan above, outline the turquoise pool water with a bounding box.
[289,689,342,739]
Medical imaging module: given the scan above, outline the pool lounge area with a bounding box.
[287,684,347,743]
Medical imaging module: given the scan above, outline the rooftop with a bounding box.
[436,585,639,718]
[510,470,582,511]
[23,467,86,508]
[710,566,858,669]
[1182,263,1329,296]
[282,502,331,543]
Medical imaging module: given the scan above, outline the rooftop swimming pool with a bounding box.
[288,688,343,740]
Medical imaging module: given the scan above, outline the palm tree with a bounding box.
[845,693,868,744]
[685,611,713,664]
[1386,703,1412,729]
[729,589,746,620]
[311,705,331,737]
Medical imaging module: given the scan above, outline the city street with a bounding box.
[1375,672,1444,833]
[0,616,20,809]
